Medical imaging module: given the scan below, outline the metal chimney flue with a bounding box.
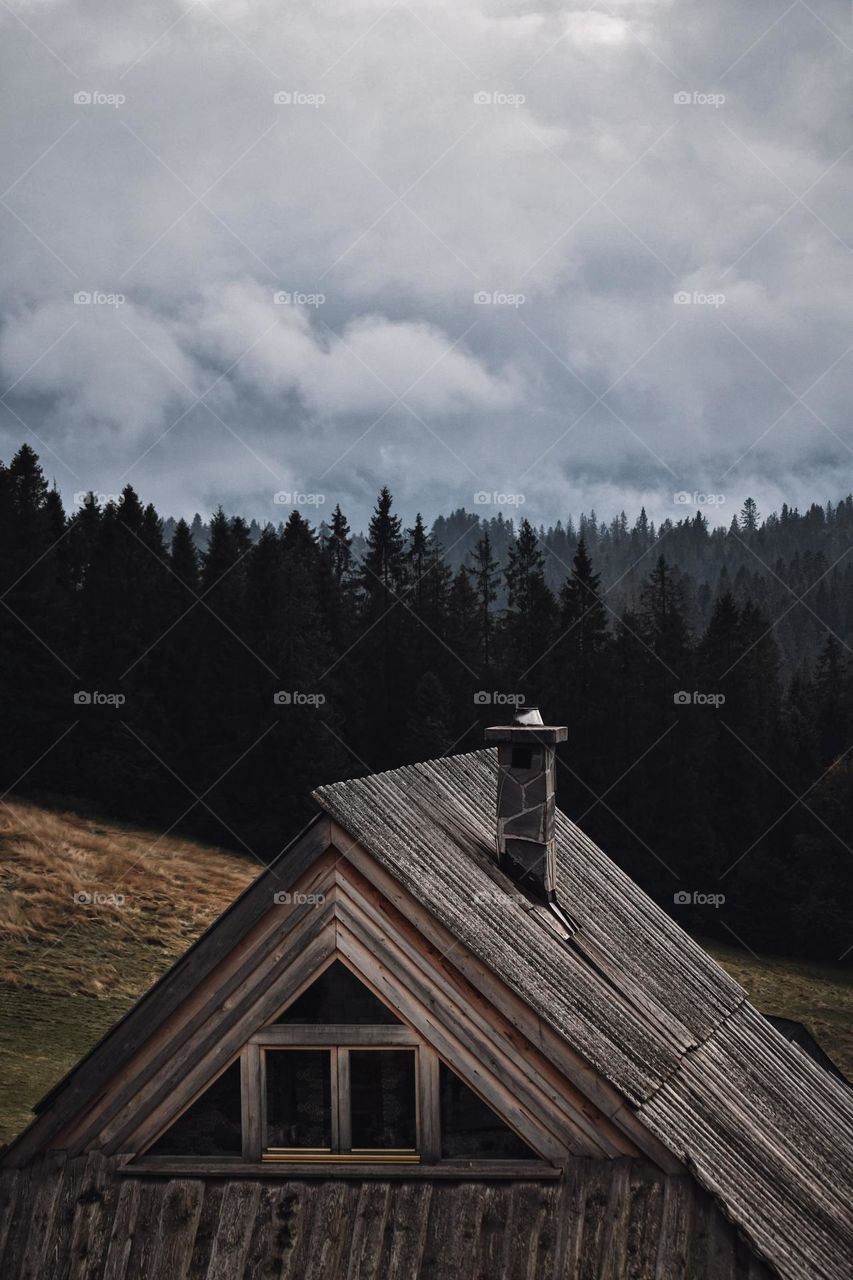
[484,706,568,901]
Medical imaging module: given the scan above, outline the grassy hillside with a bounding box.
[0,798,255,1146]
[1,799,851,1148]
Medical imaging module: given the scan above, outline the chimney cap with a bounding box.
[484,706,567,745]
[513,706,543,726]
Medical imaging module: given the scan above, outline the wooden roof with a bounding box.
[312,749,853,1280]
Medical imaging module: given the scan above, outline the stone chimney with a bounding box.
[484,707,568,901]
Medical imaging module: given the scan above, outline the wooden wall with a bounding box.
[0,1154,777,1280]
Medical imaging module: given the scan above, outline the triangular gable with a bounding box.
[4,819,657,1174]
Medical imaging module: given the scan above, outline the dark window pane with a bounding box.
[148,1061,242,1156]
[350,1050,416,1150]
[440,1063,536,1159]
[266,1050,331,1149]
[275,960,401,1025]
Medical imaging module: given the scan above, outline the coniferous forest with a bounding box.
[2,442,853,962]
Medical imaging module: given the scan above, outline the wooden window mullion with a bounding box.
[418,1045,440,1161]
[337,1048,352,1152]
[242,1044,262,1160]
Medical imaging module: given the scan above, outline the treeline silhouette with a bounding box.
[1,443,852,962]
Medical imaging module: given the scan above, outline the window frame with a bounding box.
[250,1025,426,1164]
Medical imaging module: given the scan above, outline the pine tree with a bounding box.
[556,538,609,668]
[357,488,408,763]
[326,504,352,584]
[814,634,849,765]
[503,518,555,688]
[468,531,500,672]
[740,497,760,533]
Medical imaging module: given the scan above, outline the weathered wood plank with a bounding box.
[470,1182,509,1280]
[18,1160,62,1280]
[101,1180,140,1280]
[242,1183,296,1280]
[242,1044,262,1162]
[622,1162,666,1280]
[205,1180,262,1279]
[148,1179,204,1280]
[67,1152,116,1280]
[419,1182,483,1278]
[383,1183,433,1280]
[302,1183,359,1280]
[250,1025,419,1045]
[418,1046,440,1163]
[278,1181,323,1280]
[503,1182,554,1279]
[186,1183,225,1280]
[122,1181,163,1280]
[654,1176,695,1280]
[576,1161,614,1280]
[704,1196,738,1280]
[77,1161,123,1280]
[0,1168,21,1271]
[345,1183,390,1280]
[0,1159,38,1278]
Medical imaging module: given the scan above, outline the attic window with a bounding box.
[263,1046,417,1162]
[511,746,535,769]
[275,960,401,1025]
[146,1061,242,1157]
[440,1063,536,1159]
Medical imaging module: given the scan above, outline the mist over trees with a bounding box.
[2,442,853,962]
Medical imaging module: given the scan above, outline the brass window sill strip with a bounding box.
[120,1157,562,1180]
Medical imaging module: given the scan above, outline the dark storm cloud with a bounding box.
[0,0,850,528]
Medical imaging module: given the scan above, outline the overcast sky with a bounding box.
[0,0,851,530]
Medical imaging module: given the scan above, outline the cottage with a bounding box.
[1,710,852,1278]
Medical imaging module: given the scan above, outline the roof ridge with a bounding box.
[312,746,494,801]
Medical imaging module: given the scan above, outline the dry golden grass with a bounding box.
[0,798,256,1144]
[0,798,255,1000]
